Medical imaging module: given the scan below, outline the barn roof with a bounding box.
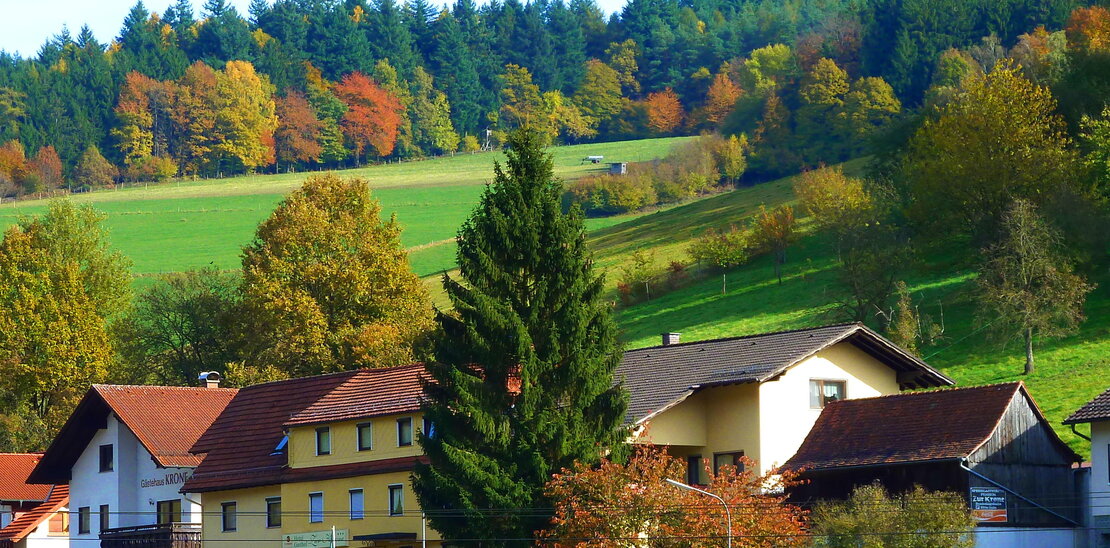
[0,484,67,543]
[616,323,952,424]
[783,382,1080,472]
[0,454,52,502]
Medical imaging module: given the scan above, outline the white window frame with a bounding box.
[265,497,281,528]
[388,484,404,516]
[315,427,331,456]
[809,378,847,409]
[397,417,413,447]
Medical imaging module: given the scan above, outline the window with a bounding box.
[713,451,744,474]
[397,417,413,447]
[221,502,237,532]
[99,504,110,532]
[99,444,114,472]
[309,493,324,523]
[422,418,435,440]
[156,499,182,525]
[686,455,702,485]
[809,379,846,408]
[388,485,404,516]
[266,497,282,528]
[316,427,331,456]
[47,511,68,535]
[77,507,90,535]
[349,489,364,520]
[357,422,373,451]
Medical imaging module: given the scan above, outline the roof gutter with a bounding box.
[1070,423,1091,442]
[958,458,1079,527]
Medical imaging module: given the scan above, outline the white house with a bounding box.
[1065,387,1110,548]
[27,382,236,547]
[0,485,69,548]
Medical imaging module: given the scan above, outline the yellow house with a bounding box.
[617,324,953,480]
[183,364,438,547]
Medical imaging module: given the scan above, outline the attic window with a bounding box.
[810,379,846,408]
[270,435,288,456]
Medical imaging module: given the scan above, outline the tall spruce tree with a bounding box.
[413,130,628,545]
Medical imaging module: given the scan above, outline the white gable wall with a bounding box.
[69,414,202,543]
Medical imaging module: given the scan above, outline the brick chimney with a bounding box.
[198,371,222,389]
[662,332,681,346]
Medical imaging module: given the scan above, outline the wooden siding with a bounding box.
[968,390,1080,526]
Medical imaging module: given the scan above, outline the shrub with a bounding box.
[564,172,657,215]
[688,224,753,268]
[459,134,482,152]
[616,250,662,304]
[809,483,975,548]
[125,156,178,183]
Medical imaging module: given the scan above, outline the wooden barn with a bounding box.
[784,382,1083,535]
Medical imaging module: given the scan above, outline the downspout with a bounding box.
[959,458,1080,527]
[1071,424,1092,442]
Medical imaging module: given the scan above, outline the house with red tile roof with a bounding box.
[0,454,55,530]
[785,382,1084,548]
[618,323,953,478]
[27,381,237,547]
[183,364,434,547]
[0,485,68,548]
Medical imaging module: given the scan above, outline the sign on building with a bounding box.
[282,528,350,548]
[970,486,1007,523]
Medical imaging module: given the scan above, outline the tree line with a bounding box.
[0,0,1085,194]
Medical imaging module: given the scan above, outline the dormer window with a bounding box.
[810,379,846,408]
[270,435,288,456]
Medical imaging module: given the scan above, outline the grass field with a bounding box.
[0,137,688,278]
[592,159,1108,456]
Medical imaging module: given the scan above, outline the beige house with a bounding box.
[617,323,953,479]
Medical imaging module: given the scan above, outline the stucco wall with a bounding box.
[757,343,899,473]
[288,413,425,469]
[19,506,69,548]
[198,485,282,548]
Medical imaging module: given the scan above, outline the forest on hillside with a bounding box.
[0,0,1086,195]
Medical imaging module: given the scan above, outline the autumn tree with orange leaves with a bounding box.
[644,88,685,134]
[541,444,806,547]
[274,90,323,169]
[702,71,742,126]
[333,72,403,163]
[1066,6,1110,53]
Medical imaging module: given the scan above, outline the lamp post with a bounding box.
[665,478,732,548]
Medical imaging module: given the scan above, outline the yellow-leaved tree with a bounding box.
[237,173,433,377]
[211,60,278,173]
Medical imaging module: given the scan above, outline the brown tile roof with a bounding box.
[0,454,51,501]
[616,323,953,423]
[1064,387,1110,424]
[285,363,425,427]
[183,370,363,493]
[0,484,67,543]
[783,382,1078,471]
[28,385,238,484]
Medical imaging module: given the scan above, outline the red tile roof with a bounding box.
[183,370,363,493]
[0,454,51,501]
[29,385,238,484]
[0,484,67,543]
[784,382,1078,471]
[285,364,425,427]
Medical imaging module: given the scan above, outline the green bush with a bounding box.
[564,173,657,215]
[688,225,752,268]
[125,156,178,183]
[809,483,975,548]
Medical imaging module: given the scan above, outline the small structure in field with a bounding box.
[584,155,604,164]
[609,162,628,175]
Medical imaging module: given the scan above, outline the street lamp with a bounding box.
[665,478,732,548]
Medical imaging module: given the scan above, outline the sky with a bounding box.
[0,0,626,58]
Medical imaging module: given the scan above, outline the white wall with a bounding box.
[20,506,69,548]
[974,527,1080,548]
[69,414,202,544]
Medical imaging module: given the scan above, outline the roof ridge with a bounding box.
[827,382,1021,405]
[622,323,861,353]
[236,368,364,391]
[94,384,238,392]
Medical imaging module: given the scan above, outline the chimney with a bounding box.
[662,332,681,346]
[198,371,222,389]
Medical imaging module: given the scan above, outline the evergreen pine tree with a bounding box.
[367,0,418,77]
[431,12,484,135]
[405,0,438,64]
[413,130,628,545]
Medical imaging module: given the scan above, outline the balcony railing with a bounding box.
[100,522,202,548]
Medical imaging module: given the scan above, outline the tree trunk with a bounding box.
[1024,327,1035,375]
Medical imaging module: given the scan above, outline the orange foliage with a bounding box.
[275,90,323,165]
[703,72,742,126]
[644,88,685,134]
[1067,6,1110,52]
[333,72,403,159]
[541,444,807,547]
[31,146,63,189]
[0,140,27,181]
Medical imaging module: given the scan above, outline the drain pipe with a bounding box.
[1071,424,1092,442]
[959,458,1079,526]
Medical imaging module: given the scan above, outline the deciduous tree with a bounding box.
[752,205,797,284]
[333,72,404,161]
[809,483,974,548]
[644,88,684,134]
[274,90,323,168]
[211,60,278,172]
[702,71,742,126]
[238,173,432,376]
[793,164,873,235]
[977,200,1094,375]
[72,146,118,189]
[573,59,623,126]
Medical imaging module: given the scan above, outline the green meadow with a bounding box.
[0,137,688,278]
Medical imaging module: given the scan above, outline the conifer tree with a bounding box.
[413,131,628,545]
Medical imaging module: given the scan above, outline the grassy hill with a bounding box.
[587,160,1108,456]
[0,137,687,280]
